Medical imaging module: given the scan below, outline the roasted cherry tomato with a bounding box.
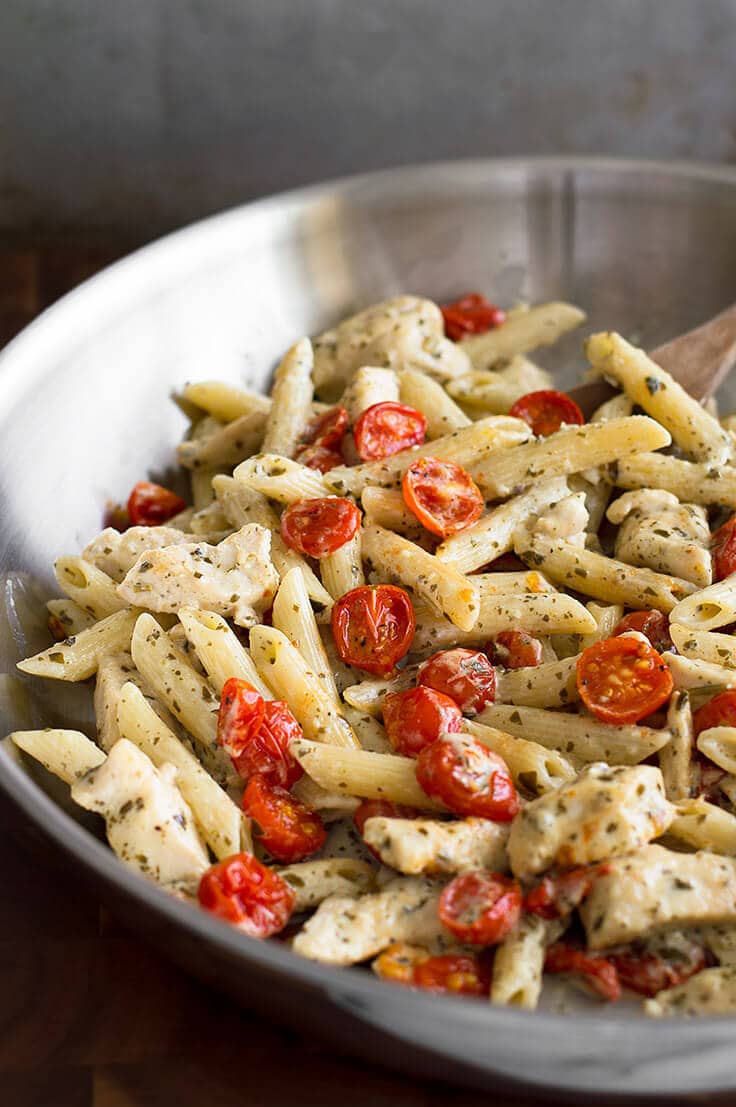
[614,610,672,654]
[525,865,608,920]
[485,629,544,670]
[382,686,463,758]
[712,515,736,581]
[217,678,265,757]
[302,405,349,450]
[440,293,505,342]
[220,684,304,788]
[281,496,361,558]
[331,584,415,675]
[418,648,496,715]
[576,635,673,724]
[693,689,736,736]
[439,871,522,946]
[353,401,427,462]
[509,390,585,437]
[373,943,492,995]
[609,942,709,998]
[353,799,417,837]
[243,774,326,863]
[127,480,187,526]
[197,851,295,937]
[296,444,344,473]
[544,942,621,1002]
[402,457,484,538]
[416,734,519,820]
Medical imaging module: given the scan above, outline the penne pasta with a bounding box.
[271,568,340,704]
[10,727,105,784]
[659,691,693,802]
[320,531,365,601]
[183,380,271,423]
[17,609,138,682]
[290,738,443,810]
[233,453,327,503]
[458,301,586,368]
[397,368,470,436]
[54,556,128,619]
[670,578,736,632]
[464,720,576,794]
[670,623,736,669]
[178,607,273,698]
[261,338,314,458]
[615,452,736,509]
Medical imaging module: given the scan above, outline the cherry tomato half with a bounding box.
[712,515,736,581]
[609,942,709,998]
[221,687,304,789]
[217,678,265,759]
[525,864,607,920]
[382,686,463,758]
[243,774,326,863]
[416,734,519,820]
[296,444,344,473]
[544,942,621,1002]
[439,871,522,946]
[281,497,361,558]
[576,635,673,724]
[509,390,585,437]
[440,293,505,343]
[613,610,672,654]
[485,630,544,670]
[127,480,187,526]
[353,401,427,462]
[402,457,484,538]
[693,688,736,736]
[418,648,496,715]
[302,405,349,450]
[198,851,295,937]
[331,584,415,675]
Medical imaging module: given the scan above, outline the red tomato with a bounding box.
[418,648,496,715]
[217,678,265,759]
[614,610,672,654]
[525,865,608,920]
[281,497,361,558]
[303,405,349,450]
[544,943,620,1002]
[243,774,326,863]
[331,584,415,675]
[353,401,427,462]
[609,943,709,998]
[509,390,585,437]
[485,630,544,670]
[440,293,505,342]
[382,686,463,758]
[127,480,187,526]
[402,457,484,538]
[296,444,344,473]
[576,635,674,724]
[416,734,519,820]
[353,799,417,837]
[439,871,522,946]
[197,851,295,937]
[373,944,491,995]
[712,515,736,581]
[693,689,736,736]
[221,690,304,789]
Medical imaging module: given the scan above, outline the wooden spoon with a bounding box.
[568,301,736,418]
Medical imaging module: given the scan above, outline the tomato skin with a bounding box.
[614,610,672,654]
[243,774,326,863]
[373,943,492,995]
[525,865,608,920]
[609,945,709,998]
[439,871,522,946]
[353,401,427,462]
[441,293,505,342]
[197,851,295,937]
[217,677,266,757]
[485,630,543,670]
[416,734,519,820]
[221,690,303,788]
[331,584,415,675]
[127,481,187,526]
[576,635,674,724]
[382,687,463,758]
[418,648,496,715]
[693,689,736,736]
[303,405,349,450]
[402,457,484,538]
[712,515,736,581]
[296,444,344,473]
[280,497,361,558]
[544,942,621,1002]
[509,390,585,437]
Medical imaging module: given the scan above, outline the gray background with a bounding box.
[3,0,736,243]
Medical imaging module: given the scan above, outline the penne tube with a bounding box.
[261,338,314,458]
[177,410,265,470]
[46,598,96,636]
[472,571,557,596]
[323,415,531,496]
[248,625,359,748]
[459,302,586,368]
[447,356,552,414]
[495,655,580,708]
[669,797,736,856]
[662,650,736,694]
[670,578,736,632]
[697,726,736,776]
[477,704,671,765]
[360,486,429,543]
[320,531,365,601]
[178,607,273,698]
[17,609,138,682]
[659,691,693,802]
[190,467,221,512]
[585,331,734,464]
[436,477,569,572]
[233,453,327,503]
[94,651,179,751]
[318,626,360,694]
[290,776,360,821]
[615,452,736,509]
[470,416,672,500]
[341,366,399,422]
[271,568,340,704]
[10,727,105,784]
[670,624,736,670]
[277,859,376,912]
[290,738,442,810]
[397,368,470,436]
[362,524,480,632]
[183,380,271,423]
[464,720,576,794]
[54,556,128,619]
[491,916,557,1009]
[341,706,392,753]
[117,682,248,857]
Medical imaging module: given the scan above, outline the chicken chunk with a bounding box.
[362,816,509,876]
[607,489,711,588]
[83,526,194,582]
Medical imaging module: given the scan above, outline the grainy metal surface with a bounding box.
[3,159,736,1098]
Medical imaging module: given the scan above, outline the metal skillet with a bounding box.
[4,159,736,1100]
